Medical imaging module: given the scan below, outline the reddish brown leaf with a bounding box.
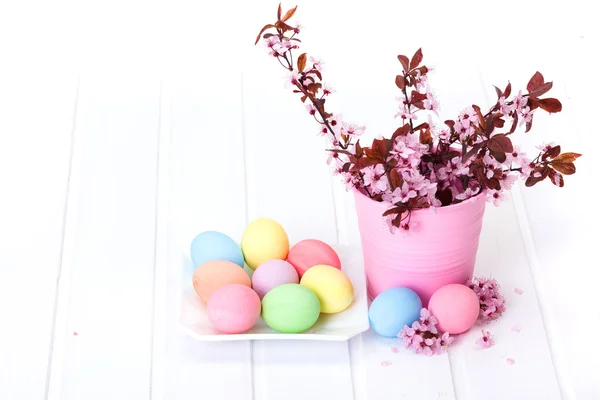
[312,70,322,80]
[395,75,405,90]
[277,3,282,20]
[393,213,403,228]
[355,141,363,158]
[413,122,430,131]
[255,24,276,45]
[494,85,503,99]
[282,5,297,21]
[527,71,545,92]
[492,113,505,128]
[305,82,322,94]
[410,48,423,70]
[525,119,533,132]
[485,177,501,190]
[528,81,553,98]
[389,169,403,189]
[503,82,512,98]
[383,206,403,217]
[538,98,562,113]
[551,162,576,175]
[392,124,411,140]
[420,128,433,145]
[548,168,565,187]
[552,152,582,163]
[509,113,519,133]
[485,113,494,135]
[411,90,427,102]
[397,55,409,72]
[490,150,507,163]
[297,53,307,72]
[525,175,542,187]
[488,134,514,153]
[543,145,561,160]
[356,157,379,169]
[342,162,352,172]
[436,188,453,206]
[300,95,307,103]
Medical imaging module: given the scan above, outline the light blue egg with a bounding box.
[368,287,422,338]
[190,231,244,268]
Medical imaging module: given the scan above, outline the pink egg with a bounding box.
[207,284,261,334]
[429,283,480,334]
[252,259,299,299]
[286,239,341,277]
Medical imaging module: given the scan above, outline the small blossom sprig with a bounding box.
[256,4,582,233]
[397,309,453,356]
[467,276,506,322]
[476,330,495,348]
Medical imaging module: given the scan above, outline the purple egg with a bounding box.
[252,260,299,299]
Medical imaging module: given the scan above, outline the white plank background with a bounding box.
[0,0,599,399]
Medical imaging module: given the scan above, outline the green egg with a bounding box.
[261,283,321,333]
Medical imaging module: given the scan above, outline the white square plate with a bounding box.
[179,245,370,341]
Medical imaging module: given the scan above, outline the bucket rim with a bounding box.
[352,187,487,215]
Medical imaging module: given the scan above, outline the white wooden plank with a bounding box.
[243,43,354,400]
[0,72,77,400]
[46,74,160,400]
[486,34,600,399]
[157,70,253,400]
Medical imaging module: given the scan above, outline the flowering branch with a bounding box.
[255,4,581,232]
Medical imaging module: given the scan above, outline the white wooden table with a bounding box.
[1,1,598,399]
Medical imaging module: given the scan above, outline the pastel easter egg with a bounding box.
[300,264,354,314]
[368,287,422,337]
[207,284,261,334]
[190,231,244,268]
[241,218,289,270]
[252,259,299,299]
[261,283,320,333]
[429,283,479,334]
[287,239,342,277]
[192,260,251,303]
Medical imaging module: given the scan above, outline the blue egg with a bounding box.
[368,287,422,337]
[190,231,244,268]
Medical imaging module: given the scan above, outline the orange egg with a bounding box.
[192,260,251,303]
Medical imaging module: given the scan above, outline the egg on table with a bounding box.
[251,259,299,299]
[207,284,261,334]
[428,283,479,334]
[286,239,341,277]
[300,264,354,314]
[368,286,422,337]
[261,283,320,333]
[190,231,244,269]
[192,260,251,303]
[241,218,289,270]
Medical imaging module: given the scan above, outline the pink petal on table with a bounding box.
[391,346,399,353]
[381,361,392,367]
[506,358,515,365]
[73,331,79,336]
[514,288,523,295]
[511,325,521,332]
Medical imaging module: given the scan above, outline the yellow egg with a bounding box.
[241,218,289,270]
[300,264,354,314]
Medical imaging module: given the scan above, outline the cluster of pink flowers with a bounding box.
[467,276,506,322]
[256,4,580,232]
[398,309,453,356]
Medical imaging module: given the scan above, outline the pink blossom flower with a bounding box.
[322,83,335,96]
[396,110,418,120]
[306,103,317,116]
[500,173,518,190]
[512,90,528,112]
[390,138,416,159]
[285,71,302,89]
[519,106,535,126]
[498,96,515,116]
[476,330,494,348]
[438,128,451,141]
[467,276,506,322]
[439,332,453,348]
[318,126,329,136]
[419,308,438,334]
[458,106,479,128]
[346,123,365,137]
[326,150,343,166]
[363,164,388,194]
[456,187,476,201]
[309,56,323,72]
[536,142,556,152]
[423,91,440,114]
[454,121,475,141]
[486,190,506,206]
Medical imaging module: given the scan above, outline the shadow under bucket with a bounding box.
[353,189,486,306]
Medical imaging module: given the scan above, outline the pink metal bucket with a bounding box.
[353,189,486,306]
